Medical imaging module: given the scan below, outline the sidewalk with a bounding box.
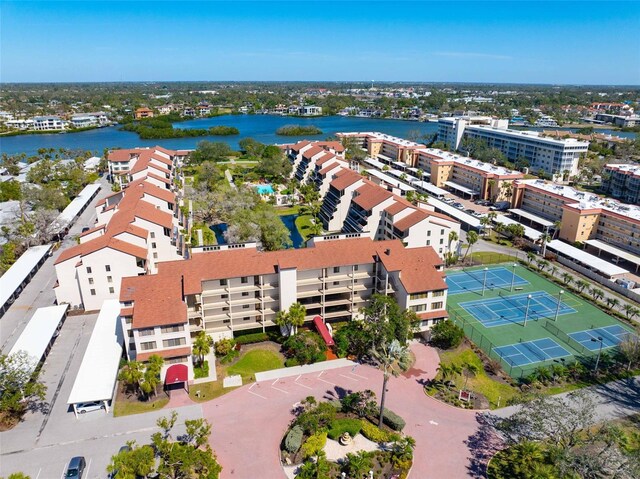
[255,358,357,382]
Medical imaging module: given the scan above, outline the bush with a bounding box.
[295,402,337,435]
[430,320,465,349]
[194,361,209,379]
[214,338,236,356]
[341,390,377,418]
[235,332,269,345]
[382,408,406,431]
[327,418,362,440]
[360,420,399,443]
[284,425,304,454]
[283,331,326,365]
[301,431,327,459]
[285,357,300,367]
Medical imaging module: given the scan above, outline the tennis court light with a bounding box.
[524,294,533,326]
[554,290,564,321]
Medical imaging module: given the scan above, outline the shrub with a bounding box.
[285,357,300,367]
[194,361,209,379]
[235,332,269,345]
[301,431,327,459]
[382,408,406,431]
[283,331,326,365]
[295,402,337,435]
[284,425,304,454]
[360,420,400,443]
[214,338,236,356]
[327,418,362,440]
[341,390,377,418]
[430,320,465,349]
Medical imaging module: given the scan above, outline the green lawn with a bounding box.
[437,346,519,408]
[189,380,239,403]
[226,349,284,381]
[113,397,169,417]
[275,205,301,216]
[295,214,315,241]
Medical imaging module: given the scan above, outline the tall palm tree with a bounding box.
[538,232,552,257]
[609,297,621,311]
[463,231,478,261]
[118,360,144,395]
[622,303,639,320]
[370,340,411,427]
[447,230,459,262]
[561,272,573,286]
[192,331,212,366]
[575,279,589,293]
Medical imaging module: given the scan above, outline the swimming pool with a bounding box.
[255,184,274,195]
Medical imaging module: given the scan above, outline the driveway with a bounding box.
[203,343,485,479]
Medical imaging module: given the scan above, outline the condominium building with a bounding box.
[601,164,640,205]
[70,112,110,128]
[135,107,154,119]
[107,146,189,189]
[438,118,589,178]
[32,116,67,131]
[512,179,640,254]
[119,235,449,381]
[320,170,460,257]
[55,148,189,311]
[414,148,523,202]
[285,140,345,183]
[337,132,425,165]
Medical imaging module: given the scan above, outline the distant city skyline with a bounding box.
[1,1,639,85]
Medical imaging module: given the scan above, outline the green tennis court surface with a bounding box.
[446,263,638,378]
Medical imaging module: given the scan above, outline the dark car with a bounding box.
[65,457,86,478]
[81,226,90,233]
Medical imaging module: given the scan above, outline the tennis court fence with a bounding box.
[448,306,537,379]
[542,320,591,356]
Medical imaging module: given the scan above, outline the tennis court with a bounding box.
[493,338,572,367]
[458,290,576,328]
[568,325,635,351]
[446,266,528,295]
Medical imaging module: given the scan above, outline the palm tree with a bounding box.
[575,279,589,293]
[370,339,411,427]
[552,220,562,239]
[550,265,558,277]
[622,303,639,320]
[447,230,459,262]
[462,362,480,389]
[463,230,478,261]
[526,251,536,265]
[609,297,621,311]
[192,331,212,366]
[479,216,491,236]
[533,366,552,384]
[344,451,373,478]
[538,232,552,257]
[561,272,573,286]
[118,360,144,395]
[275,302,306,336]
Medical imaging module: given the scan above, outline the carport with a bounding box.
[165,364,189,393]
[444,181,479,200]
[585,239,640,273]
[67,300,123,417]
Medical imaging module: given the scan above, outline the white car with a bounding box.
[75,401,106,414]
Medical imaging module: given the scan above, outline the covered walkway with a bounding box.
[547,240,628,279]
[508,208,555,229]
[445,180,479,199]
[0,245,51,316]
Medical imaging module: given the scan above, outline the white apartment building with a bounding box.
[32,116,67,131]
[70,112,109,128]
[118,235,449,382]
[438,117,589,178]
[107,146,189,189]
[285,140,346,182]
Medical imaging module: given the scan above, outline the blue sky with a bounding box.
[1,1,639,84]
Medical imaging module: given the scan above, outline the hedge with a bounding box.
[382,408,406,431]
[235,332,269,345]
[284,425,304,453]
[327,418,362,440]
[360,420,400,443]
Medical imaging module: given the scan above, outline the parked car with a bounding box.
[65,457,86,478]
[443,198,454,204]
[472,211,483,218]
[81,226,90,233]
[453,203,465,209]
[464,208,475,214]
[75,401,106,414]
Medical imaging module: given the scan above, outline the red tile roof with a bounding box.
[120,274,187,329]
[55,235,148,265]
[315,152,337,167]
[393,210,429,231]
[377,244,446,293]
[417,310,449,320]
[353,182,394,211]
[319,162,344,175]
[137,347,191,362]
[329,169,363,191]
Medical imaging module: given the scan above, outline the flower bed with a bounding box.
[281,394,413,479]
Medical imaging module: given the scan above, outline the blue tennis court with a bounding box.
[446,267,528,295]
[459,291,576,328]
[494,338,572,367]
[568,325,635,351]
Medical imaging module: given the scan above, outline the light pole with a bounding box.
[524,294,532,327]
[591,337,604,373]
[510,263,517,292]
[554,290,564,321]
[482,267,489,296]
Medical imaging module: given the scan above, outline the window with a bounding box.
[153,253,158,259]
[432,302,443,310]
[86,267,92,274]
[427,230,431,237]
[242,304,250,309]
[165,356,187,365]
[354,265,359,271]
[220,279,227,286]
[433,290,445,297]
[139,328,154,336]
[139,341,156,351]
[441,229,445,235]
[109,287,115,294]
[150,232,155,238]
[88,277,94,285]
[241,276,248,284]
[223,319,231,324]
[242,292,249,297]
[333,281,340,286]
[243,316,251,321]
[162,337,186,348]
[411,304,426,312]
[221,294,228,299]
[222,306,229,312]
[439,238,444,245]
[333,267,340,273]
[105,265,111,272]
[125,317,132,324]
[410,292,429,300]
[152,242,157,249]
[161,325,185,333]
[90,289,96,296]
[107,276,113,283]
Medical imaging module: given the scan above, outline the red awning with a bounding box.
[165,364,188,384]
[313,316,335,347]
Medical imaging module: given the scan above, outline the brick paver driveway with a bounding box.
[203,343,490,478]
